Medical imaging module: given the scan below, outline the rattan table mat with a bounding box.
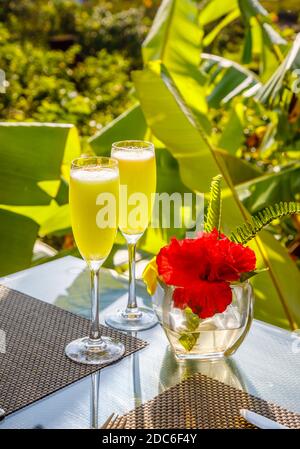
[0,284,147,417]
[113,372,300,429]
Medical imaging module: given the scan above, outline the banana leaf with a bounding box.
[237,164,300,213]
[200,53,261,107]
[0,209,39,276]
[255,33,300,105]
[142,0,209,127]
[199,0,238,26]
[238,0,287,59]
[89,104,147,154]
[0,123,81,275]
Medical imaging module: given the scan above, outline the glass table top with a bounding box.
[0,255,299,429]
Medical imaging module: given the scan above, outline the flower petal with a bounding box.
[173,281,232,319]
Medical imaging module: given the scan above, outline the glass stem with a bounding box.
[126,242,138,311]
[89,266,103,342]
[90,372,100,429]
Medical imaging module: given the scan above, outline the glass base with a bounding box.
[65,336,125,365]
[105,306,158,332]
[174,351,226,361]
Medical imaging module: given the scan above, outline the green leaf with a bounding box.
[0,200,60,226]
[203,8,240,47]
[216,150,262,185]
[199,0,238,26]
[238,0,268,21]
[201,53,260,106]
[230,201,300,244]
[0,122,80,275]
[179,333,200,351]
[242,26,253,64]
[89,104,147,155]
[239,267,269,282]
[238,0,287,76]
[39,204,71,237]
[218,104,245,154]
[237,165,300,213]
[205,175,222,232]
[179,307,200,351]
[256,33,300,105]
[143,0,209,121]
[184,307,201,331]
[143,0,201,72]
[133,62,300,330]
[262,23,287,47]
[208,68,247,108]
[0,209,39,276]
[0,123,80,206]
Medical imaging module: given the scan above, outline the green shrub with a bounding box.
[0,1,151,136]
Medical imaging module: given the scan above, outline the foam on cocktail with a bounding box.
[112,149,154,160]
[71,168,119,183]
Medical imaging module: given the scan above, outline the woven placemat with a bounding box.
[113,372,300,429]
[0,284,147,417]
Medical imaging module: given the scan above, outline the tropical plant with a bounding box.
[0,123,81,275]
[204,175,222,232]
[231,201,300,243]
[204,175,300,245]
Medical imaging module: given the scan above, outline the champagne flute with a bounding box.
[65,156,125,365]
[105,140,158,331]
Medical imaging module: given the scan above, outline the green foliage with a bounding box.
[0,1,151,136]
[0,1,149,57]
[256,33,300,105]
[89,104,147,155]
[178,307,200,351]
[204,175,222,232]
[0,40,134,137]
[239,267,269,282]
[0,122,81,276]
[0,209,39,276]
[230,201,300,244]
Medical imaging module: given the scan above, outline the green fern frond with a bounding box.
[230,202,300,244]
[204,175,222,232]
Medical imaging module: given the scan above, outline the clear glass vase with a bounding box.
[152,281,254,360]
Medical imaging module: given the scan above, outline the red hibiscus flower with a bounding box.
[156,229,256,319]
[173,281,232,319]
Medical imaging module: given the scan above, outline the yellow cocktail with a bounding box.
[70,166,119,262]
[66,156,124,366]
[112,147,156,235]
[106,141,158,332]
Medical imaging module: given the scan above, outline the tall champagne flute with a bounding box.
[105,140,158,331]
[65,156,125,365]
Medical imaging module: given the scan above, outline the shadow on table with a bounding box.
[53,268,125,318]
[53,268,151,320]
[158,346,247,393]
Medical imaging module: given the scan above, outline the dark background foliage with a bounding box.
[0,0,158,136]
